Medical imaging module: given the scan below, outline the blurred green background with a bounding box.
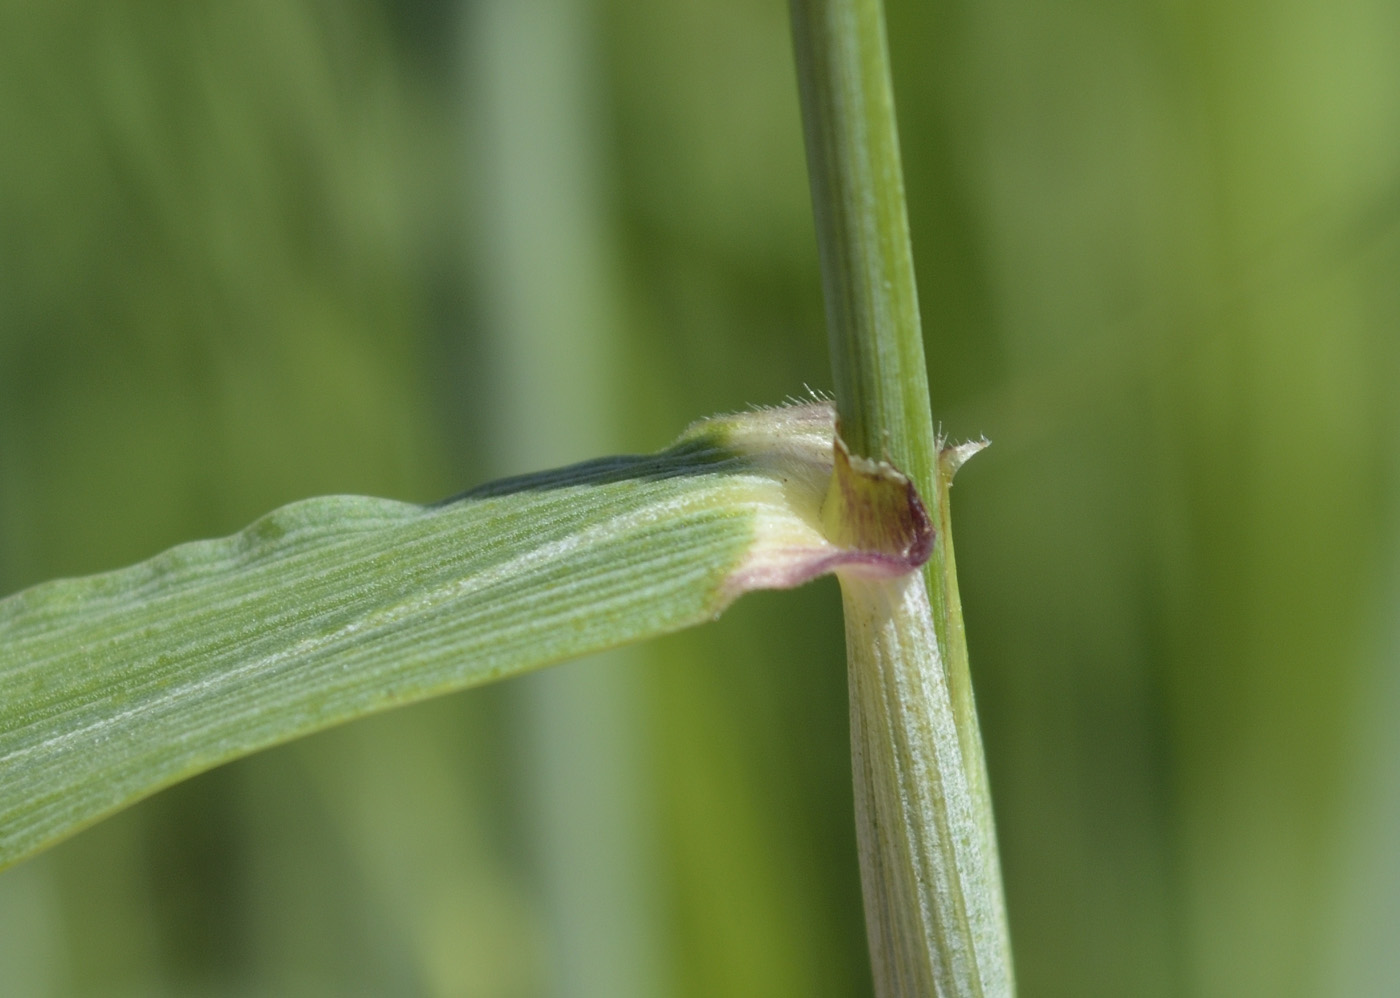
[1,0,1397,995]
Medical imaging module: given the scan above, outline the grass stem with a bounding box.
[789,0,1014,992]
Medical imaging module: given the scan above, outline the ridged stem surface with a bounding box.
[790,0,1014,992]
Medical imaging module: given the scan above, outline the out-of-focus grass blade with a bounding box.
[0,402,929,872]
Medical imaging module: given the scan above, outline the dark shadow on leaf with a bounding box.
[432,436,744,506]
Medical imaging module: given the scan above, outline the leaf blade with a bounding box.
[0,403,867,870]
